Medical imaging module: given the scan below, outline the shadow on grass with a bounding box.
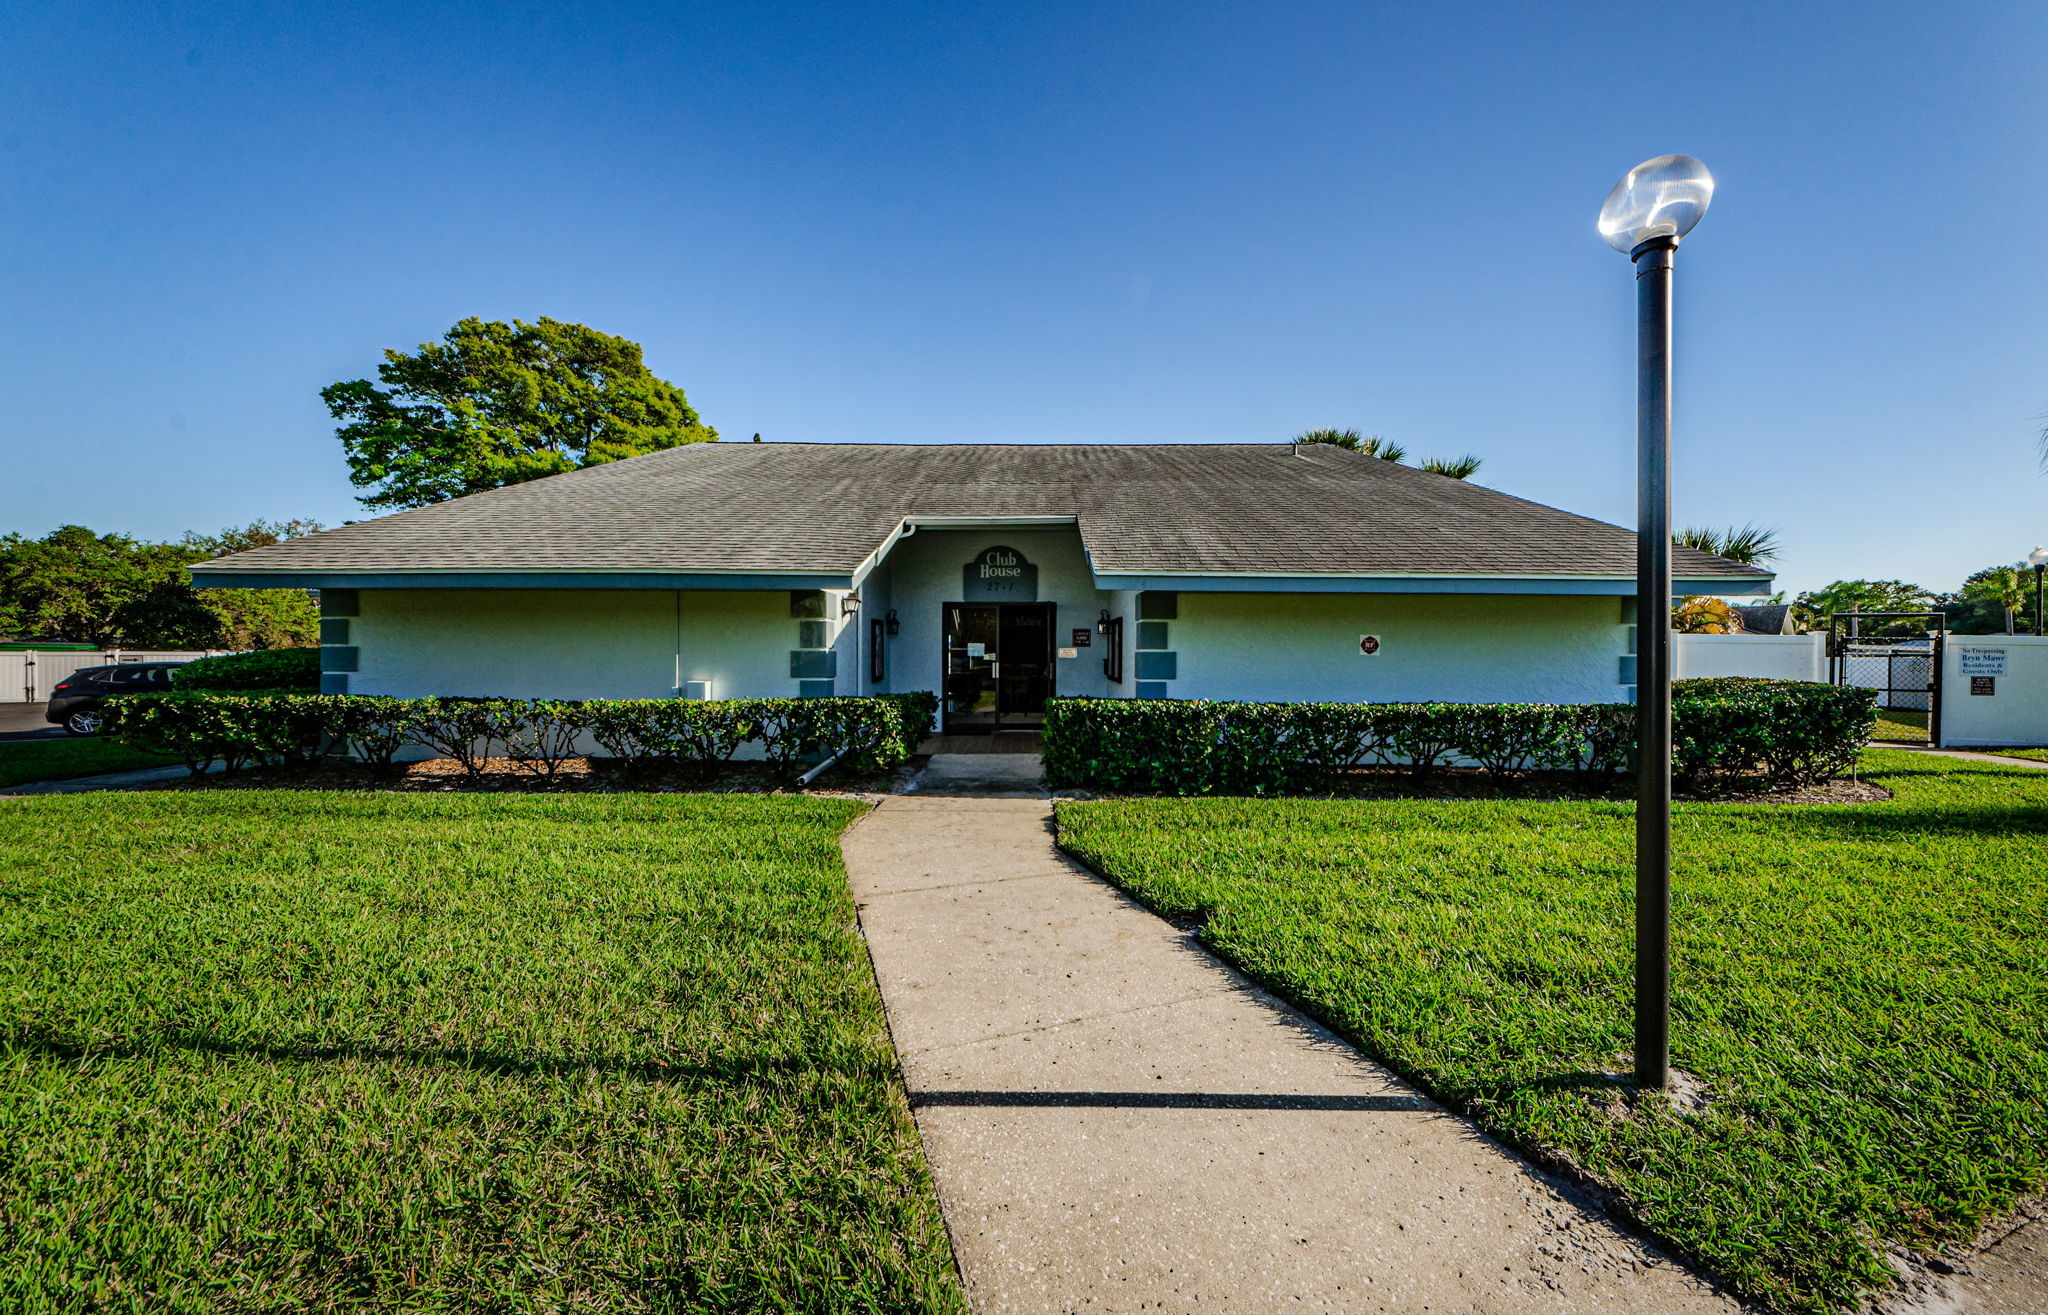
[4,1029,870,1089]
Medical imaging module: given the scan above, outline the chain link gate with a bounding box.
[1827,612,1945,744]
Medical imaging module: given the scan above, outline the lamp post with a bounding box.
[2029,547,2048,635]
[1599,155,1714,1092]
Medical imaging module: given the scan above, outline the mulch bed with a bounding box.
[159,756,915,795]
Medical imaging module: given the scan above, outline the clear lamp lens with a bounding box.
[1598,154,1714,253]
[2029,546,2048,566]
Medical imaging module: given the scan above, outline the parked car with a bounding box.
[44,663,184,735]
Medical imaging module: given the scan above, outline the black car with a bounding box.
[45,662,183,735]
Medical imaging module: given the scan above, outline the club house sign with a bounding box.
[962,546,1038,601]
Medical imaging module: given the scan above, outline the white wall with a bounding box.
[351,589,798,700]
[1673,632,1826,683]
[1167,592,1629,705]
[0,650,223,702]
[1938,636,2048,747]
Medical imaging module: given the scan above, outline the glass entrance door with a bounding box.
[942,602,1054,732]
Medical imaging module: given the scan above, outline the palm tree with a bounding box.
[1963,565,2029,635]
[1674,523,1781,566]
[1293,428,1409,462]
[1419,454,1482,479]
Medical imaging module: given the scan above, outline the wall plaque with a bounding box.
[1960,647,2007,677]
[1071,629,1092,647]
[1359,635,1382,656]
[962,546,1038,602]
[1971,675,1997,696]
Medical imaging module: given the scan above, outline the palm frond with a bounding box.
[1675,522,1781,566]
[1419,454,1482,479]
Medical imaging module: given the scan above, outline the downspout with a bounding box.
[796,748,845,788]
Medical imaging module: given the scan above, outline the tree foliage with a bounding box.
[1943,564,2036,635]
[0,522,321,650]
[1291,429,1482,478]
[1675,523,1780,566]
[1792,580,1936,637]
[325,317,717,510]
[1672,596,1744,633]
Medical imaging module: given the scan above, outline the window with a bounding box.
[870,619,886,683]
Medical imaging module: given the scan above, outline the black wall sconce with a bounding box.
[885,609,901,636]
[1097,608,1113,633]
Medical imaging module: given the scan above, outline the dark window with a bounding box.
[870,619,886,683]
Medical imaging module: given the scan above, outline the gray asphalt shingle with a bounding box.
[193,442,1770,582]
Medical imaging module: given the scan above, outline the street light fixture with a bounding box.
[1599,154,1714,1093]
[2028,546,2048,635]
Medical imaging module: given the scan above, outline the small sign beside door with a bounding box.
[1971,675,1997,697]
[1057,647,1079,660]
[1071,629,1092,647]
[1359,635,1382,656]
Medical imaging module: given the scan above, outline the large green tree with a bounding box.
[1945,564,2034,635]
[1792,579,1937,637]
[325,317,717,510]
[0,521,321,650]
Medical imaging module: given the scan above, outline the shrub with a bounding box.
[1043,682,1875,796]
[170,648,320,693]
[407,698,530,778]
[109,692,928,785]
[583,699,759,772]
[1671,677,1877,791]
[105,692,330,775]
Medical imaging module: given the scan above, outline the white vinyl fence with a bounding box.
[1672,632,1827,683]
[0,650,223,703]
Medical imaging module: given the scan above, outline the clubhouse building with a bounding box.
[192,442,1771,733]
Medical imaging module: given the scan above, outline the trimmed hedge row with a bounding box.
[107,690,941,783]
[169,647,321,692]
[1042,679,1876,795]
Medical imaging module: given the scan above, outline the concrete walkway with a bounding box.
[842,786,1743,1313]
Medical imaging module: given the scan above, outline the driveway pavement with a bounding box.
[0,702,64,742]
[842,767,1745,1313]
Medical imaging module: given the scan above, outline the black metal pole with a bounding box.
[1632,234,1676,1093]
[2035,564,2044,636]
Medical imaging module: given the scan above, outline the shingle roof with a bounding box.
[193,442,1771,583]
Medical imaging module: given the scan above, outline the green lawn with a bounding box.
[1056,750,2048,1315]
[0,736,180,787]
[1871,706,1929,742]
[0,792,965,1313]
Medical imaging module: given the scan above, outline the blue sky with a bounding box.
[2,1,2042,598]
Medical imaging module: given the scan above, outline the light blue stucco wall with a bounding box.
[336,566,1630,709]
[863,527,1124,707]
[347,588,808,700]
[1160,591,1629,705]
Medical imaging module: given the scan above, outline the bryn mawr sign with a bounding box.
[962,546,1038,602]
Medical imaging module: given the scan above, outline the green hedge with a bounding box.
[169,648,320,692]
[105,691,942,784]
[1042,680,1875,796]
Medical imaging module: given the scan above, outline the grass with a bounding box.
[1056,750,2048,1314]
[1870,707,1929,742]
[0,736,180,787]
[0,791,966,1313]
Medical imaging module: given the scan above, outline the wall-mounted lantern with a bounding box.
[1097,609,1113,633]
[885,609,901,636]
[840,594,861,617]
